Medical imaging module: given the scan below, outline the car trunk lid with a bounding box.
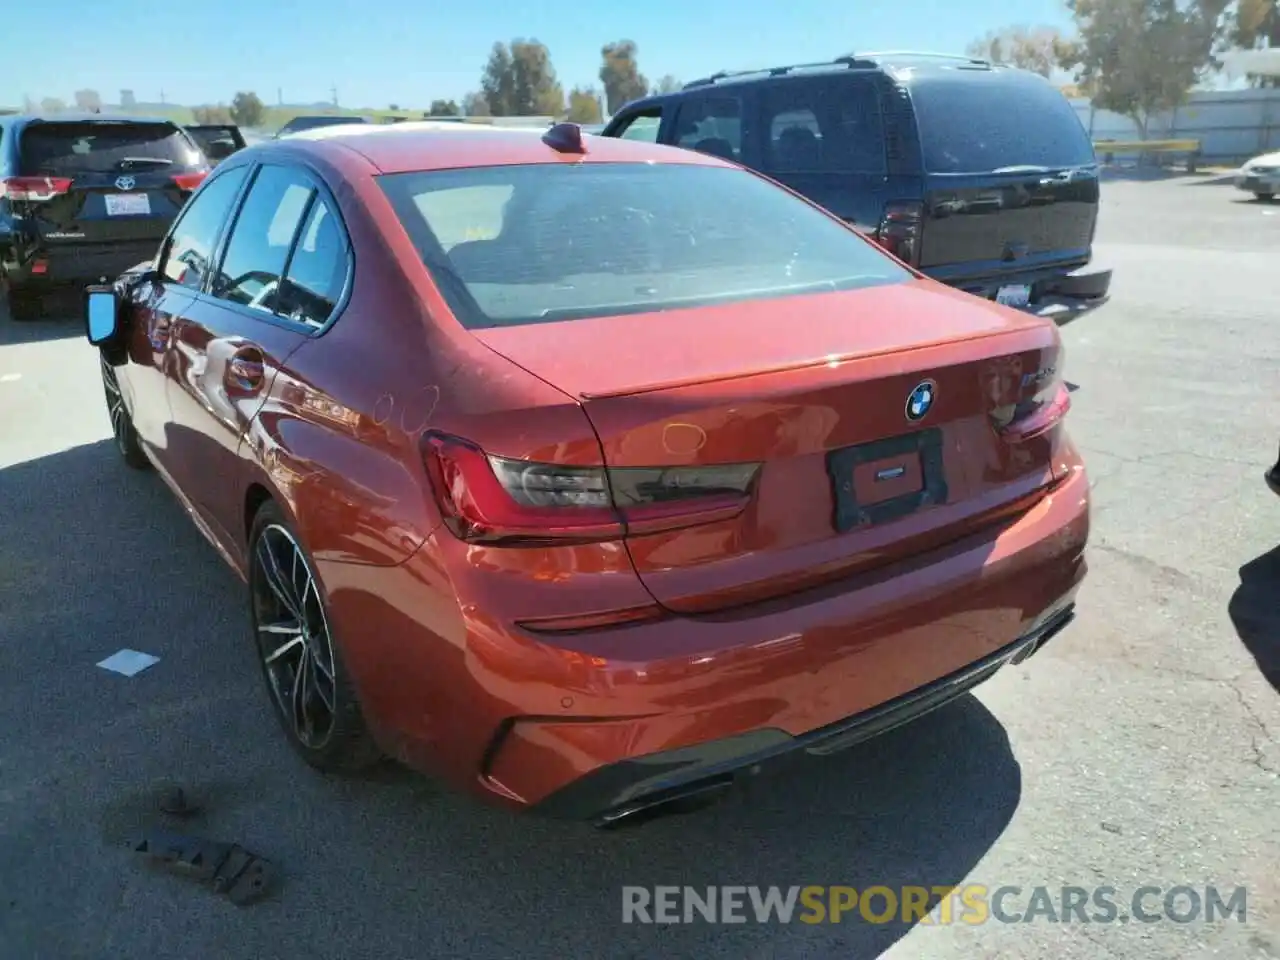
[474,280,1070,614]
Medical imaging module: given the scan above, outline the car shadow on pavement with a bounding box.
[0,289,88,346]
[1228,547,1280,693]
[0,440,1024,960]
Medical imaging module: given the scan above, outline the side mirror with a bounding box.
[85,284,121,346]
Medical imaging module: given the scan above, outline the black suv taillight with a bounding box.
[874,201,923,267]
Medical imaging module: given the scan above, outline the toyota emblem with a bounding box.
[115,175,136,191]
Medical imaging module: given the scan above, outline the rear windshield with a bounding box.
[908,76,1096,174]
[378,162,911,329]
[19,121,201,174]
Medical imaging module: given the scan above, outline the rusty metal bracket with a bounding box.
[127,831,275,906]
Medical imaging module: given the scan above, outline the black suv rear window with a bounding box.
[908,75,1095,174]
[19,121,200,174]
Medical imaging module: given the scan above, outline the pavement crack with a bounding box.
[1229,680,1280,778]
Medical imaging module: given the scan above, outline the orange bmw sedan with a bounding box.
[85,121,1089,824]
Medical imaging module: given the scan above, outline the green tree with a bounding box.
[1228,0,1279,86]
[653,74,682,95]
[428,98,461,116]
[193,105,234,124]
[600,40,649,113]
[481,42,516,115]
[965,25,1069,76]
[511,39,564,115]
[566,87,603,123]
[230,91,266,127]
[462,91,490,117]
[1058,0,1223,138]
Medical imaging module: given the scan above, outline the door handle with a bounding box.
[226,346,266,394]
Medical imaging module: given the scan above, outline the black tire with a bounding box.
[1255,192,1275,202]
[100,354,151,470]
[248,500,380,773]
[4,281,42,322]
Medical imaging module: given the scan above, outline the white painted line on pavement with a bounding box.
[0,374,21,383]
[96,649,161,677]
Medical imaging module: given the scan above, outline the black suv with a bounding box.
[601,53,1111,318]
[274,115,371,138]
[0,114,211,320]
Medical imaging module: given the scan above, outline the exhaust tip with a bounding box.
[594,776,735,830]
[1010,605,1076,665]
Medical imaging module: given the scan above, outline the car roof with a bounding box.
[616,53,1039,113]
[9,113,181,126]
[268,121,732,174]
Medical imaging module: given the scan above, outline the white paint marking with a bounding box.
[0,374,20,384]
[96,649,161,677]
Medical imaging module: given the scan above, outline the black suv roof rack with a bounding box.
[852,50,993,67]
[684,56,879,89]
[683,51,990,89]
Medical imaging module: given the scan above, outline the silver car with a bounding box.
[1235,151,1280,201]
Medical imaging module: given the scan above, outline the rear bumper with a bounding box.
[6,241,158,285]
[938,261,1112,326]
[535,604,1076,823]
[319,457,1091,819]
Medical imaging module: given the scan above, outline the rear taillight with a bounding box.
[0,176,73,202]
[874,200,923,266]
[994,383,1071,443]
[422,431,759,545]
[171,172,208,192]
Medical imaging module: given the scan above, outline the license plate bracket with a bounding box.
[995,284,1032,308]
[827,428,948,533]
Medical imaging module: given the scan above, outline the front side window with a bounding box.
[614,112,661,142]
[161,165,249,289]
[211,164,314,311]
[672,97,742,161]
[378,161,910,330]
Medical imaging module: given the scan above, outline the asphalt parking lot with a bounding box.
[0,175,1277,960]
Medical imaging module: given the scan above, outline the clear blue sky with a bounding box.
[5,0,1074,109]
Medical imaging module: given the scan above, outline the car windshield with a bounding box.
[378,161,911,329]
[19,121,201,174]
[908,76,1096,174]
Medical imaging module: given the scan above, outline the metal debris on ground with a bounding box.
[158,786,201,818]
[127,831,276,905]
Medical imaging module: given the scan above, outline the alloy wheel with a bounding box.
[250,523,339,750]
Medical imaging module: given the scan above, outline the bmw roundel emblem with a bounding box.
[905,380,937,422]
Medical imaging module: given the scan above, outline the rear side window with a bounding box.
[212,165,313,310]
[378,162,911,330]
[162,165,250,290]
[18,122,201,175]
[908,76,1096,174]
[275,198,349,327]
[759,77,887,176]
[672,97,742,161]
